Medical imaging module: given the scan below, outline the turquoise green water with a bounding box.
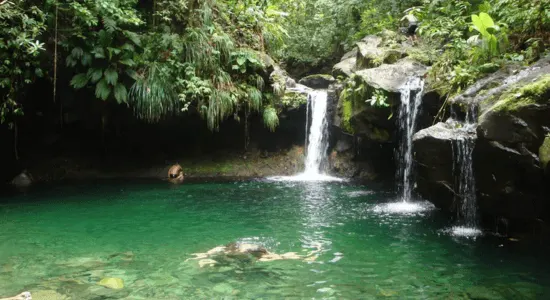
[0,179,549,299]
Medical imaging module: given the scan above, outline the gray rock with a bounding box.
[298,74,336,89]
[333,57,356,78]
[355,58,427,93]
[413,121,475,211]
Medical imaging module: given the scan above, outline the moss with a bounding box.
[341,97,355,134]
[406,47,438,66]
[282,91,307,109]
[540,136,550,170]
[370,127,390,142]
[490,75,550,113]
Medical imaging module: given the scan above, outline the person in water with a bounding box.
[168,164,184,183]
[185,241,322,267]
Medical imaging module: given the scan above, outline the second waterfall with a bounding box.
[397,77,424,202]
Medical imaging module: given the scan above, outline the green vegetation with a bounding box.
[1,0,548,142]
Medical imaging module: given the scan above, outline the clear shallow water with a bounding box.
[1,180,549,299]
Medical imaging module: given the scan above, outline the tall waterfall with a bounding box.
[303,90,329,175]
[450,107,481,236]
[268,87,342,182]
[397,77,424,202]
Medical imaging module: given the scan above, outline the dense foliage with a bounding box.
[1,0,548,136]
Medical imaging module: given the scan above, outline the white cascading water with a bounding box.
[397,77,424,202]
[374,76,436,214]
[448,106,482,237]
[268,86,343,182]
[303,90,329,175]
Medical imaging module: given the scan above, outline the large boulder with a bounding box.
[354,58,427,93]
[333,49,357,78]
[413,121,475,211]
[355,34,407,69]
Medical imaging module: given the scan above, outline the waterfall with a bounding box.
[450,106,481,236]
[303,90,329,175]
[397,77,424,202]
[268,86,342,182]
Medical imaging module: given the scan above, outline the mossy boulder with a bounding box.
[298,74,335,89]
[355,34,408,70]
[478,75,550,145]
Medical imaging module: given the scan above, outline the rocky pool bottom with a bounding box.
[0,179,549,299]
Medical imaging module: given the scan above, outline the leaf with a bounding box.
[66,56,77,67]
[81,53,92,66]
[123,30,141,46]
[479,12,495,29]
[126,69,139,80]
[120,43,135,52]
[114,83,128,103]
[236,56,246,66]
[104,68,118,86]
[35,68,43,77]
[71,47,84,59]
[91,47,105,59]
[89,68,103,83]
[119,58,135,66]
[70,73,89,89]
[95,79,111,100]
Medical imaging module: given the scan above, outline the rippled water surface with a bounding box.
[1,179,549,299]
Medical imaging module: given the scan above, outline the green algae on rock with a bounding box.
[540,136,550,170]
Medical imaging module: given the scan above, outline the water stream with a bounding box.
[270,87,342,182]
[397,77,424,202]
[449,106,481,237]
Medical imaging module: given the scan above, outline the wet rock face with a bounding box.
[413,121,475,211]
[414,57,550,224]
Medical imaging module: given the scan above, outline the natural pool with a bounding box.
[0,179,549,299]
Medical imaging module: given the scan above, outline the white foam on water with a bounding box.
[372,201,435,215]
[445,226,483,238]
[267,173,346,182]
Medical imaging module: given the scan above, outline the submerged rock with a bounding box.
[31,290,68,300]
[98,277,124,289]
